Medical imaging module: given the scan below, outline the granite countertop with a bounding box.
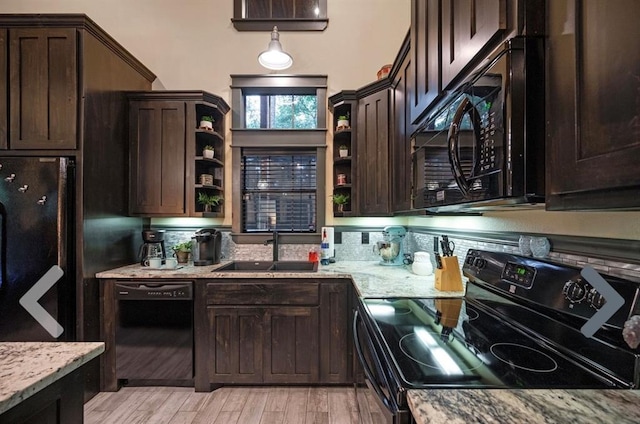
[407,389,640,424]
[0,342,105,415]
[95,260,466,298]
[96,263,640,421]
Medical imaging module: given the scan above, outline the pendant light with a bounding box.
[258,26,293,70]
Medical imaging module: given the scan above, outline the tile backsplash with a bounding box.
[159,228,639,283]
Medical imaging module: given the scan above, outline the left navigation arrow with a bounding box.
[19,265,65,338]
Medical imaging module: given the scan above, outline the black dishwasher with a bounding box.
[115,281,193,386]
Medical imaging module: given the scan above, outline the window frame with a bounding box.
[232,0,328,31]
[230,75,328,244]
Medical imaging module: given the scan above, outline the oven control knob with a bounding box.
[473,258,486,269]
[563,278,587,303]
[587,288,606,310]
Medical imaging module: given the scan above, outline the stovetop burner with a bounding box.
[490,343,558,373]
[399,331,484,373]
[465,307,479,322]
[354,248,639,420]
[361,294,626,388]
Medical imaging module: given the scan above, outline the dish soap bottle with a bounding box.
[320,229,330,265]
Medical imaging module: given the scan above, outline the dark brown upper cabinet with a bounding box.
[128,91,229,217]
[6,28,77,150]
[232,0,328,31]
[328,92,357,217]
[391,33,414,213]
[0,29,6,149]
[410,0,442,125]
[546,0,640,210]
[129,100,187,216]
[357,81,393,216]
[441,0,507,90]
[329,83,394,217]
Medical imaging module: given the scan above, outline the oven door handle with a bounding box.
[352,310,394,412]
[448,96,481,198]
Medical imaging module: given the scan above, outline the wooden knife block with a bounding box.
[435,256,464,291]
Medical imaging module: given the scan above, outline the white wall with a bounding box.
[0,0,409,96]
[0,0,410,226]
[3,1,639,242]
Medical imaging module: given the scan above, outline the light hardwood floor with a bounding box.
[84,386,387,424]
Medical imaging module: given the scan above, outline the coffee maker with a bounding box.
[192,228,221,266]
[138,229,167,266]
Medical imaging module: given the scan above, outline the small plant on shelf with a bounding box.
[203,145,214,159]
[199,115,214,131]
[336,113,350,130]
[338,145,349,158]
[198,192,223,213]
[331,193,350,213]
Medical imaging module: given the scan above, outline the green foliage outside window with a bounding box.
[245,95,317,129]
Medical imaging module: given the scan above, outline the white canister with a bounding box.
[412,251,433,276]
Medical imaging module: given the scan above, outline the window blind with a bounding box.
[241,150,317,232]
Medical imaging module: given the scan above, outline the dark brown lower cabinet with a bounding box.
[263,307,319,384]
[207,307,263,384]
[207,306,319,384]
[197,279,352,391]
[319,282,352,384]
[0,365,85,424]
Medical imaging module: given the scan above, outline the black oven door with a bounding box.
[353,309,412,424]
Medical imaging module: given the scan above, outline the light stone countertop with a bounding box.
[96,262,640,421]
[407,389,640,424]
[0,342,105,415]
[95,260,466,298]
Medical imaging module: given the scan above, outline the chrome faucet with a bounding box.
[264,230,279,261]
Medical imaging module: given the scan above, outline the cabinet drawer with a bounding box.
[206,282,319,305]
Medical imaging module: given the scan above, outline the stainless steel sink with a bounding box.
[213,261,318,272]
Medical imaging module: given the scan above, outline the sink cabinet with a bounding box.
[195,278,353,390]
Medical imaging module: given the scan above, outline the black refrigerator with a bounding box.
[0,157,75,341]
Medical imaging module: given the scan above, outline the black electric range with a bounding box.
[353,249,640,423]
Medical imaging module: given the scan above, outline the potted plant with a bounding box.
[203,145,215,159]
[172,241,192,264]
[198,192,223,213]
[338,145,349,158]
[331,193,350,213]
[199,115,214,131]
[336,113,350,129]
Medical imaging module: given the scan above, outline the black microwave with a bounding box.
[411,37,545,212]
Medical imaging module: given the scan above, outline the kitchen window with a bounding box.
[245,94,317,129]
[232,0,328,31]
[241,150,317,232]
[230,75,327,243]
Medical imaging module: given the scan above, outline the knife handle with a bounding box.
[435,253,443,269]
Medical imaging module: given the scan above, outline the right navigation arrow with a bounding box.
[580,266,625,338]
